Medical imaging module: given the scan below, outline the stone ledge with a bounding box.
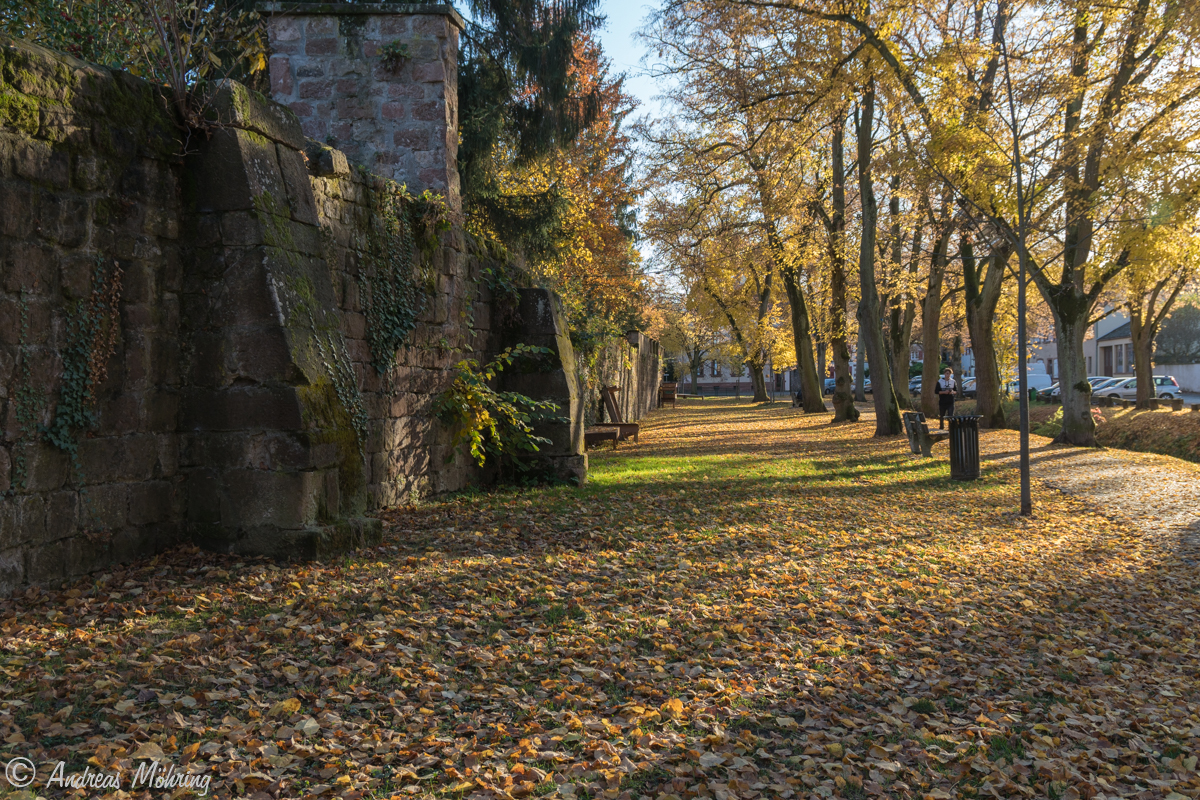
[208,81,307,151]
[256,2,465,29]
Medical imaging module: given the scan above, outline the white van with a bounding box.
[1004,372,1054,395]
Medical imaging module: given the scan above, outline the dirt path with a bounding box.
[981,430,1200,563]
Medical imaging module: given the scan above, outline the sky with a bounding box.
[594,0,664,123]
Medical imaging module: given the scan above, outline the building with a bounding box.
[678,360,795,396]
[1085,312,1135,378]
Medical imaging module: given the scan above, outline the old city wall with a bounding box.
[0,22,586,591]
[0,37,187,588]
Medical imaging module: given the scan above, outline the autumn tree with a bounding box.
[641,2,828,411]
[1116,193,1200,406]
[653,294,722,392]
[1156,302,1200,364]
[463,33,647,339]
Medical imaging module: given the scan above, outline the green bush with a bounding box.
[434,345,565,470]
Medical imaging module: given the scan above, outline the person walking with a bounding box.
[936,368,957,429]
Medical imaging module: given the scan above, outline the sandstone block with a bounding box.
[182,386,305,431]
[127,480,174,525]
[270,55,294,96]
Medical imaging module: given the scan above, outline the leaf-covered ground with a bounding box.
[1,399,1198,800]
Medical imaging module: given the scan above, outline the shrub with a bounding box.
[434,345,566,470]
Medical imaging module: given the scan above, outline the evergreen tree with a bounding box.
[458,0,604,257]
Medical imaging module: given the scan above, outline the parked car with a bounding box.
[962,378,977,398]
[1004,373,1054,395]
[823,378,836,395]
[1089,377,1125,394]
[1038,376,1109,401]
[909,377,922,394]
[1100,375,1182,400]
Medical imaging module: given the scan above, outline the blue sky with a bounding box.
[595,0,663,121]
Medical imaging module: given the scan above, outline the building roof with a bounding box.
[1097,321,1131,342]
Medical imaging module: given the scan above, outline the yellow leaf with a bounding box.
[132,741,166,760]
[268,698,301,718]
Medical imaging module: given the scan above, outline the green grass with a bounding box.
[911,698,938,715]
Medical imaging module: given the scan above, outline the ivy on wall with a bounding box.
[6,296,38,496]
[360,181,443,375]
[43,257,123,459]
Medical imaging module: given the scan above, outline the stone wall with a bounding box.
[583,332,663,426]
[262,2,462,209]
[0,30,585,591]
[180,82,381,558]
[495,290,587,484]
[0,37,190,586]
[308,150,501,505]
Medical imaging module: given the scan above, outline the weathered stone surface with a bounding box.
[208,80,307,151]
[182,387,306,431]
[498,289,586,464]
[262,4,462,208]
[0,27,607,590]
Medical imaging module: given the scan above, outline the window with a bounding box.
[1087,356,1092,374]
[1116,344,1124,373]
[1126,343,1134,372]
[710,361,721,378]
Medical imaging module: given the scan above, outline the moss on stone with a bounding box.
[296,378,368,517]
[0,89,38,134]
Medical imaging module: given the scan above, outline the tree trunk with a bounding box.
[962,236,1009,428]
[749,361,769,402]
[854,83,902,436]
[951,333,963,397]
[1128,274,1189,410]
[854,337,866,402]
[920,229,951,417]
[965,307,1005,427]
[1052,310,1097,445]
[829,116,858,423]
[885,174,916,410]
[781,265,827,412]
[1131,309,1155,409]
[888,300,915,408]
[688,347,703,394]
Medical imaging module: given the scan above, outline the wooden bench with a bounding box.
[902,411,950,457]
[658,382,677,409]
[598,386,640,442]
[584,429,619,450]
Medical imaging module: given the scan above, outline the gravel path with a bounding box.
[982,433,1200,563]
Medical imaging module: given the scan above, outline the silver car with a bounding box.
[1100,375,1182,400]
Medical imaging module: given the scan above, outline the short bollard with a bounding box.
[949,415,982,481]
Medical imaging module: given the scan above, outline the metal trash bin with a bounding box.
[948,415,981,481]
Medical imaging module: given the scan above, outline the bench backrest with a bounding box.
[601,386,625,424]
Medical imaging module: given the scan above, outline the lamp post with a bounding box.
[1002,37,1033,516]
